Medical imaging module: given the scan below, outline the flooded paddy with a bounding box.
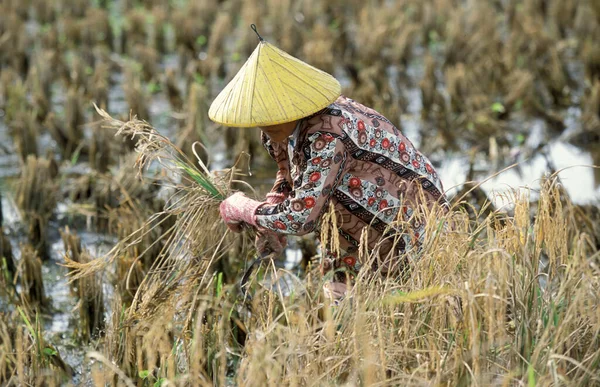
[1,0,599,385]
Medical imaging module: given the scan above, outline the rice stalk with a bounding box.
[14,156,59,260]
[0,227,16,297]
[17,245,47,308]
[64,105,240,324]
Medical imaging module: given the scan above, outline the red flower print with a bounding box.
[400,152,410,163]
[304,197,316,208]
[382,138,390,149]
[274,221,287,230]
[379,200,389,210]
[349,177,361,188]
[287,214,294,221]
[399,142,406,152]
[357,120,366,131]
[312,157,322,165]
[368,197,376,206]
[369,139,376,147]
[350,187,363,198]
[291,199,305,212]
[343,256,356,267]
[358,132,368,145]
[313,138,326,150]
[323,134,334,142]
[425,163,433,173]
[412,160,420,168]
[321,159,332,168]
[309,172,321,182]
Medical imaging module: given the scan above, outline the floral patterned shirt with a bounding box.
[256,96,446,278]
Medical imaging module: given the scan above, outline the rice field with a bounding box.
[0,0,599,385]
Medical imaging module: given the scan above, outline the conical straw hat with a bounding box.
[208,28,341,127]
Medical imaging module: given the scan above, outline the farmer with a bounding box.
[211,27,446,300]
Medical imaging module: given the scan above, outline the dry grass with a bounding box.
[14,156,59,260]
[64,107,242,326]
[1,0,599,385]
[72,178,599,386]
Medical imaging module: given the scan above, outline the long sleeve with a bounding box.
[255,131,349,235]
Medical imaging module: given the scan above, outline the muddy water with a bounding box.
[0,55,182,380]
[400,88,600,206]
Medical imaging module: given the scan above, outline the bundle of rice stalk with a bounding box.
[65,105,244,321]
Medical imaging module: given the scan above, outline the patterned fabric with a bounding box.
[256,96,447,282]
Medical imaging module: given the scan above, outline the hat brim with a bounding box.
[209,41,341,128]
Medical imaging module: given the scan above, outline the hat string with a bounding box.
[250,24,264,42]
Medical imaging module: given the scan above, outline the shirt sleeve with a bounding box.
[255,131,349,235]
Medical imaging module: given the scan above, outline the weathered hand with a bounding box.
[219,192,262,232]
[255,230,287,257]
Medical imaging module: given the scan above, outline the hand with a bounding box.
[255,230,287,257]
[219,192,262,232]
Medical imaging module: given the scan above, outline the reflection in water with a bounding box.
[439,141,600,207]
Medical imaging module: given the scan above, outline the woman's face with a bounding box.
[260,121,298,142]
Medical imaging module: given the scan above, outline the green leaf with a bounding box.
[1,257,11,282]
[70,147,81,165]
[231,52,241,62]
[130,61,143,74]
[196,35,207,46]
[329,19,340,31]
[515,99,523,110]
[139,370,150,379]
[193,73,205,85]
[17,307,36,340]
[173,159,223,200]
[528,364,536,387]
[154,378,166,387]
[491,102,505,113]
[148,82,161,94]
[516,134,525,144]
[428,30,439,43]
[216,272,223,297]
[43,347,57,357]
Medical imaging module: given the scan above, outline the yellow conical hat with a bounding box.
[208,26,341,127]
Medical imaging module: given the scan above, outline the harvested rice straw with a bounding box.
[64,105,247,320]
[320,202,341,258]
